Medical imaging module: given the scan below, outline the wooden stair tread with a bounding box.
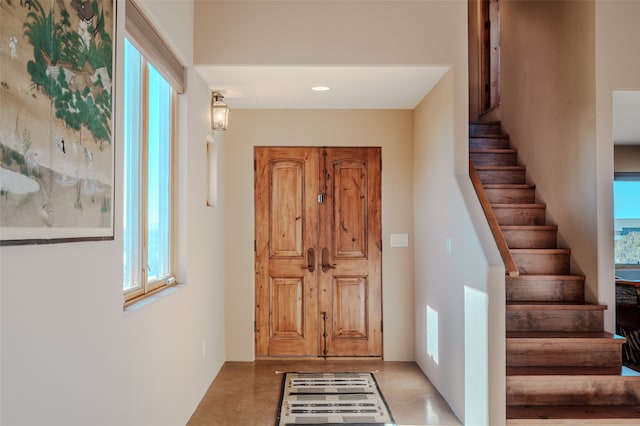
[507,366,640,378]
[469,133,509,145]
[484,183,535,189]
[506,302,606,310]
[475,165,525,170]
[470,133,509,138]
[470,134,507,139]
[493,203,547,208]
[511,248,571,254]
[507,274,585,281]
[470,148,518,153]
[507,404,640,422]
[506,330,622,340]
[502,225,558,230]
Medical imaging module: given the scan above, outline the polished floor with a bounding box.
[188,360,462,426]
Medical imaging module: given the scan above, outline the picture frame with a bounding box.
[0,0,115,245]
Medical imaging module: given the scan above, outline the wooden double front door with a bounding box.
[254,147,382,357]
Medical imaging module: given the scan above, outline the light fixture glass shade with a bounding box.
[211,92,229,131]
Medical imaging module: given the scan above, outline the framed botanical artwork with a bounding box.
[0,0,115,245]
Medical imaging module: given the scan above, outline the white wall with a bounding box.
[223,110,415,361]
[596,0,640,331]
[0,1,226,425]
[413,71,505,425]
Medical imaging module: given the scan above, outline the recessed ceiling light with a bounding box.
[312,86,330,92]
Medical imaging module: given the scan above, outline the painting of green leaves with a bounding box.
[0,0,114,244]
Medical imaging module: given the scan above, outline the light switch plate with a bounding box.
[390,234,409,247]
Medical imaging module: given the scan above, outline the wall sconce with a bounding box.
[210,92,229,131]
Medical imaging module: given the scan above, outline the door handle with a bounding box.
[304,247,315,273]
[321,247,337,273]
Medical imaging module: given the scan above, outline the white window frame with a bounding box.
[123,0,183,305]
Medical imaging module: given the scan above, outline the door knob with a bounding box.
[321,247,337,273]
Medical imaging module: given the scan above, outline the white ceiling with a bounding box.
[195,65,449,110]
[613,91,640,145]
[196,67,640,145]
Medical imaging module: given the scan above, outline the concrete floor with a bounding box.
[188,360,462,426]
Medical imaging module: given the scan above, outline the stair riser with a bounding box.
[470,122,502,135]
[470,152,518,166]
[507,377,640,406]
[507,342,622,368]
[486,188,536,204]
[470,137,510,149]
[493,207,546,226]
[477,170,526,185]
[506,279,585,302]
[503,229,557,249]
[506,405,640,423]
[506,310,604,332]
[512,252,570,275]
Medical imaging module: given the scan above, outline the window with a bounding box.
[614,174,640,266]
[122,39,175,300]
[122,0,184,304]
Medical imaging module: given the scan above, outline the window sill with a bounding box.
[123,283,184,315]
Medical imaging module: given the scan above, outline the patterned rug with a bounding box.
[276,372,396,426]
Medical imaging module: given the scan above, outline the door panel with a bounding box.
[332,160,368,258]
[333,276,368,339]
[319,147,382,357]
[255,147,381,357]
[255,147,319,356]
[270,160,304,257]
[271,277,304,338]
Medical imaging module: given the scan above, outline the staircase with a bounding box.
[469,121,640,424]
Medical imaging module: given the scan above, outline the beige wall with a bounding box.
[1,1,227,424]
[493,0,640,333]
[195,1,466,66]
[498,1,599,302]
[596,1,640,327]
[468,0,482,121]
[223,110,415,361]
[414,70,505,425]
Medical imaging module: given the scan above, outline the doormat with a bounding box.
[276,372,396,426]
